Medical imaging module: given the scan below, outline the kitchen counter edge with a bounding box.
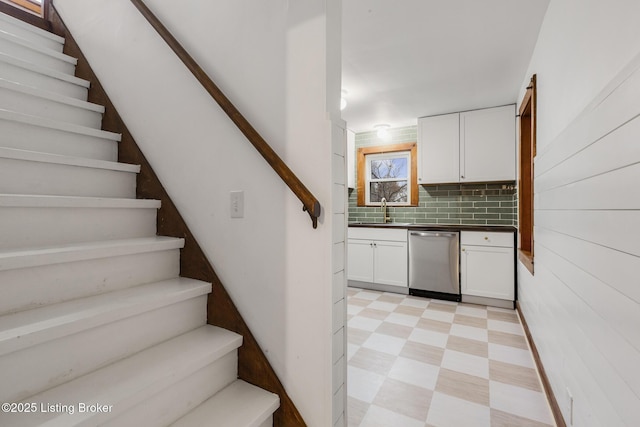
[348,223,516,233]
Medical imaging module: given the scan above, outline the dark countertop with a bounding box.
[348,222,517,233]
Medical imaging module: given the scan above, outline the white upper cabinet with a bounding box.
[417,105,515,184]
[417,112,460,184]
[460,105,516,182]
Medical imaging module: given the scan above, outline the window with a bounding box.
[7,0,42,15]
[367,151,410,204]
[357,143,418,206]
[518,75,536,274]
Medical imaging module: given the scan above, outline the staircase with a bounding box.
[0,10,279,427]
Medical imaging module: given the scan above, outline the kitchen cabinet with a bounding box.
[347,228,407,289]
[417,112,460,183]
[417,105,515,184]
[460,231,514,302]
[460,105,516,182]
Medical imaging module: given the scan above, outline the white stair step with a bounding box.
[0,236,184,315]
[0,11,65,52]
[172,380,279,427]
[0,28,76,74]
[97,351,238,427]
[0,277,209,356]
[0,78,103,128]
[0,278,211,403]
[0,195,160,250]
[0,147,139,198]
[0,325,242,427]
[0,52,89,100]
[0,109,119,161]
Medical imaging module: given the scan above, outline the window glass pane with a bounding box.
[369,181,408,203]
[370,157,407,180]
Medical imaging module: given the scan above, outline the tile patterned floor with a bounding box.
[347,287,555,427]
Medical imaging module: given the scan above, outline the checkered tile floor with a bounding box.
[347,287,555,427]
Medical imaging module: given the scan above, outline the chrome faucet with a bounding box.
[380,197,391,223]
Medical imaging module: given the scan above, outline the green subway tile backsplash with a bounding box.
[349,125,517,226]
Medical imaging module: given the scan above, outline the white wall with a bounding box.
[52,0,343,425]
[517,1,640,426]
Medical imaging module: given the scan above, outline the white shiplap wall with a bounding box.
[521,54,640,426]
[331,119,348,427]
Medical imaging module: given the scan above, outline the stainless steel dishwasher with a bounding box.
[408,230,460,301]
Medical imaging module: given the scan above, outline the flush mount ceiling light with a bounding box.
[340,90,348,111]
[374,124,390,138]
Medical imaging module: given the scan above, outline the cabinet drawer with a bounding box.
[461,231,513,248]
[348,227,407,242]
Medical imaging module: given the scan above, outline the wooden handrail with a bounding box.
[129,0,321,228]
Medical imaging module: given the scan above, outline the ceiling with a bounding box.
[341,0,550,133]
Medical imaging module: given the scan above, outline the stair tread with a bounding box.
[0,277,211,357]
[172,380,279,427]
[0,51,90,88]
[0,146,140,172]
[1,325,242,427]
[0,236,184,271]
[0,28,75,64]
[0,77,103,113]
[0,108,120,141]
[0,194,161,208]
[0,11,65,44]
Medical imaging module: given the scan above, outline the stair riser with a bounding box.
[0,21,64,52]
[0,37,74,74]
[103,352,238,427]
[0,249,180,315]
[0,157,137,198]
[0,296,208,403]
[0,117,118,161]
[0,59,88,100]
[0,86,102,128]
[0,206,157,250]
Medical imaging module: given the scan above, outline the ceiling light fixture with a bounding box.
[340,90,348,111]
[374,124,390,138]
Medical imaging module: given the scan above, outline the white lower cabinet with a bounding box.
[347,239,375,283]
[347,228,407,289]
[373,240,407,287]
[460,231,514,301]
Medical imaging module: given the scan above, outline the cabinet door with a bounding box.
[418,113,460,184]
[461,245,514,300]
[374,240,408,287]
[460,105,515,182]
[347,239,374,282]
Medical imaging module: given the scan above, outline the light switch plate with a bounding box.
[230,191,244,218]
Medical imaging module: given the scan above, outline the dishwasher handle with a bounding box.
[410,231,458,238]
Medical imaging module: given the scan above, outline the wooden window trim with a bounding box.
[6,0,42,14]
[357,142,418,207]
[518,75,536,274]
